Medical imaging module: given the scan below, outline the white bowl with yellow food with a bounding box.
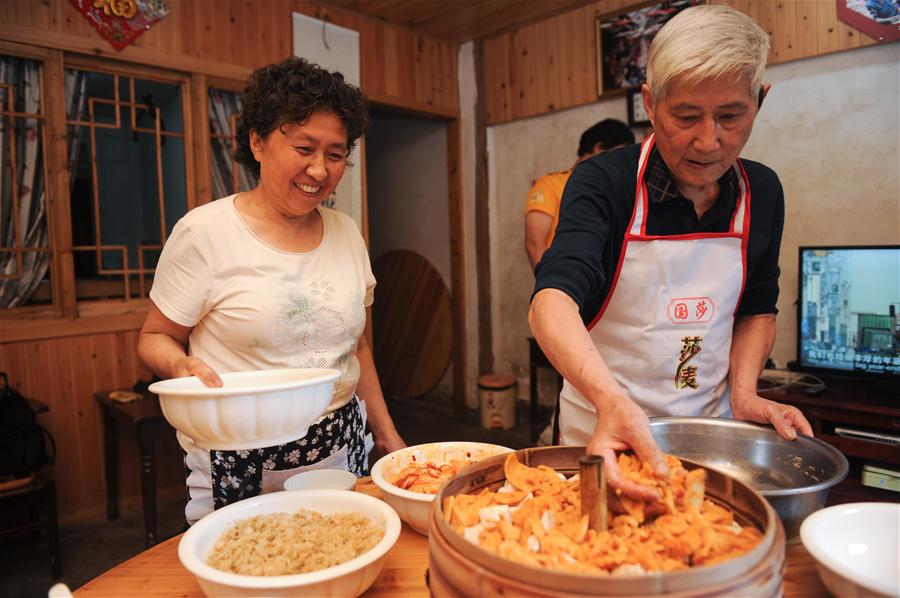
[178,490,401,597]
[371,441,513,535]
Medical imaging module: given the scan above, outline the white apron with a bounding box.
[558,134,751,445]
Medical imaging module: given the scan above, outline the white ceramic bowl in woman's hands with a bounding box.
[149,368,340,450]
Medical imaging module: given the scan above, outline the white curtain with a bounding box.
[208,89,257,200]
[65,69,88,193]
[0,57,47,308]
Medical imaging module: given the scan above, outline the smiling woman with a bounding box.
[238,113,350,252]
[136,57,406,524]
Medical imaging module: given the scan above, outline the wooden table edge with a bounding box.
[74,480,830,597]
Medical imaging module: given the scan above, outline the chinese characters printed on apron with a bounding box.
[558,134,751,445]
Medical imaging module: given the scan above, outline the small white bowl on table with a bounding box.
[284,469,358,491]
[371,441,513,535]
[178,489,401,597]
[148,368,339,450]
[800,502,900,598]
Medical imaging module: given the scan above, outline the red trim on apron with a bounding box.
[588,246,629,330]
[639,232,745,241]
[626,135,655,239]
[588,134,752,330]
[733,160,752,316]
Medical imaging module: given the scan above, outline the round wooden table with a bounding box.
[75,480,831,597]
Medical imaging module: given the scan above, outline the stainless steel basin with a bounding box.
[650,416,849,539]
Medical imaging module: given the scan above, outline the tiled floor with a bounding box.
[3,394,549,597]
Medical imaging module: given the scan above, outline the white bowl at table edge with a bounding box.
[800,502,900,598]
[177,489,401,591]
[284,469,358,491]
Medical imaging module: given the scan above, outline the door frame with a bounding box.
[363,103,468,412]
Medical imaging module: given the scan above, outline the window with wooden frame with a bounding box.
[65,63,190,303]
[0,53,52,310]
[1,50,196,320]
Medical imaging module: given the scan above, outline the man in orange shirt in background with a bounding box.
[524,119,635,269]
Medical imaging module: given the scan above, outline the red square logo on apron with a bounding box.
[667,297,715,324]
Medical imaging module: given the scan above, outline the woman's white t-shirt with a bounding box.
[149,195,375,522]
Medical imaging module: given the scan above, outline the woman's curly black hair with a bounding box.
[235,57,370,176]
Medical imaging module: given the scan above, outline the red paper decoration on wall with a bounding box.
[69,0,170,51]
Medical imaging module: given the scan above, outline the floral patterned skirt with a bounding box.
[209,397,367,510]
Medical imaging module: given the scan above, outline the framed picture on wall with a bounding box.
[836,0,900,42]
[627,88,652,128]
[595,0,705,96]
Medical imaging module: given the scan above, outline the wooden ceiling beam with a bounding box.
[318,0,604,42]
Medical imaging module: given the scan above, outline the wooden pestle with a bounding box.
[579,454,608,533]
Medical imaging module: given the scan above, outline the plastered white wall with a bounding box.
[366,114,450,281]
[488,43,900,402]
[741,43,900,368]
[488,96,633,403]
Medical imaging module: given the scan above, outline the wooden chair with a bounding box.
[0,396,61,579]
[0,466,61,579]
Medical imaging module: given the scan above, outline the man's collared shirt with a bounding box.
[534,144,785,325]
[643,148,739,233]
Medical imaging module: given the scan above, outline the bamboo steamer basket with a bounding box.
[428,446,785,597]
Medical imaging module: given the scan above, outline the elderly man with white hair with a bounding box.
[529,4,812,501]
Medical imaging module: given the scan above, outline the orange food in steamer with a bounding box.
[442,453,762,575]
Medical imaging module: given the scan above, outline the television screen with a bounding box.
[798,246,900,379]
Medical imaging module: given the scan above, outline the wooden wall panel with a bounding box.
[482,0,892,125]
[0,332,185,524]
[794,0,818,59]
[774,1,799,63]
[288,0,460,116]
[484,4,597,125]
[1,0,459,118]
[321,0,598,43]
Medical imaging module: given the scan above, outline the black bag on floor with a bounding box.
[0,372,55,475]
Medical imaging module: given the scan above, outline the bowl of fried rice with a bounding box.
[371,441,513,535]
[178,490,401,597]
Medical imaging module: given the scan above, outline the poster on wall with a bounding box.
[837,0,900,42]
[595,0,703,96]
[292,13,364,229]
